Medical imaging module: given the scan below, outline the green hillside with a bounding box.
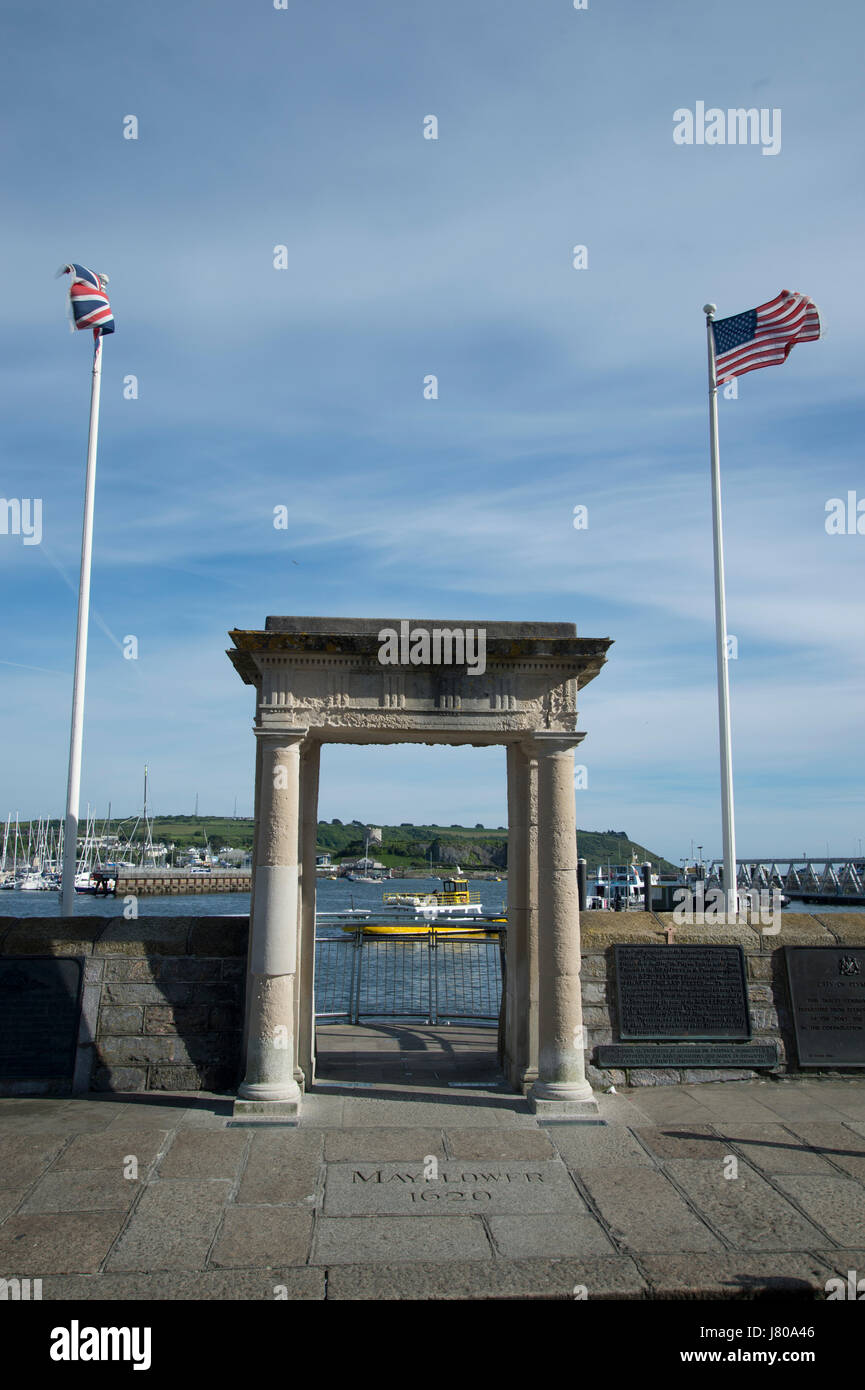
[16,817,677,875]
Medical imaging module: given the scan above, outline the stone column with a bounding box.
[297,739,321,1088]
[236,726,307,1114]
[241,722,264,1061]
[528,732,597,1115]
[505,742,539,1091]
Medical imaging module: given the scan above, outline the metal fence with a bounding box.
[314,929,504,1024]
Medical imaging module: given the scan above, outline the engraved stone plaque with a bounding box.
[614,944,751,1041]
[324,1162,579,1215]
[0,957,82,1083]
[785,946,865,1067]
[597,1044,778,1068]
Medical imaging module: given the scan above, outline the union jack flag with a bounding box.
[712,290,819,381]
[60,263,115,335]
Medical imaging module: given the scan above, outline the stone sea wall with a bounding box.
[0,917,247,1095]
[0,912,862,1095]
[581,912,865,1088]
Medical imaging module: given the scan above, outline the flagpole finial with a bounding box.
[703,303,717,318]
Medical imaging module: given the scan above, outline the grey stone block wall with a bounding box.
[579,911,865,1088]
[0,917,248,1095]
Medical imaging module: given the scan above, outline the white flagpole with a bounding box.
[703,304,738,918]
[60,329,104,915]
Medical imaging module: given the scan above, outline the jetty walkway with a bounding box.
[1,1024,864,1301]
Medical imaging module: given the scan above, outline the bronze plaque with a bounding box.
[597,1043,777,1068]
[0,957,82,1082]
[785,947,865,1067]
[614,944,751,1040]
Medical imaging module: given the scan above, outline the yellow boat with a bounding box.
[342,919,504,937]
[382,875,484,915]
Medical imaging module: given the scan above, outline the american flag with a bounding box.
[712,290,819,381]
[61,263,115,335]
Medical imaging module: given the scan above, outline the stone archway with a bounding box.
[227,616,612,1117]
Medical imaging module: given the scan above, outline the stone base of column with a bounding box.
[234,1077,302,1116]
[528,1079,598,1116]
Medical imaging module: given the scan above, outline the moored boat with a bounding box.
[382,875,484,916]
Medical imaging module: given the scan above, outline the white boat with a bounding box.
[17,870,52,891]
[586,864,647,910]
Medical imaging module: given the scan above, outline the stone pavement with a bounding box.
[1,1024,865,1301]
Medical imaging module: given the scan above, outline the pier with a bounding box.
[114,870,252,895]
[708,857,865,906]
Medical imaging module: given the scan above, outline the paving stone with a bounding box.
[578,1166,722,1253]
[324,1128,446,1162]
[325,1255,647,1299]
[751,1097,854,1123]
[0,1106,117,1136]
[236,1130,324,1204]
[324,1160,584,1216]
[0,1099,69,1118]
[773,1176,865,1246]
[0,1189,25,1222]
[678,1088,784,1123]
[0,1212,126,1273]
[41,1268,325,1299]
[813,1249,865,1288]
[0,1136,67,1186]
[724,1123,844,1176]
[544,1124,656,1169]
[615,1091,716,1124]
[487,1213,616,1259]
[340,1097,531,1128]
[177,1101,235,1128]
[776,1123,865,1180]
[102,1102,190,1128]
[593,1092,658,1125]
[312,1216,492,1264]
[52,1128,169,1172]
[297,1095,346,1128]
[639,1251,834,1299]
[631,1125,730,1162]
[664,1158,829,1249]
[105,1180,232,1271]
[157,1129,247,1179]
[210,1207,313,1267]
[444,1129,556,1161]
[809,1094,865,1122]
[19,1170,139,1214]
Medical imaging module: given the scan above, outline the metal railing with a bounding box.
[314,929,504,1024]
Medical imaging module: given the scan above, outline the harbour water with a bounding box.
[1,877,860,925]
[0,876,511,935]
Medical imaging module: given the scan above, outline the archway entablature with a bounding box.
[228,616,612,742]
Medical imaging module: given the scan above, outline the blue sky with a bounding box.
[1,0,863,862]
